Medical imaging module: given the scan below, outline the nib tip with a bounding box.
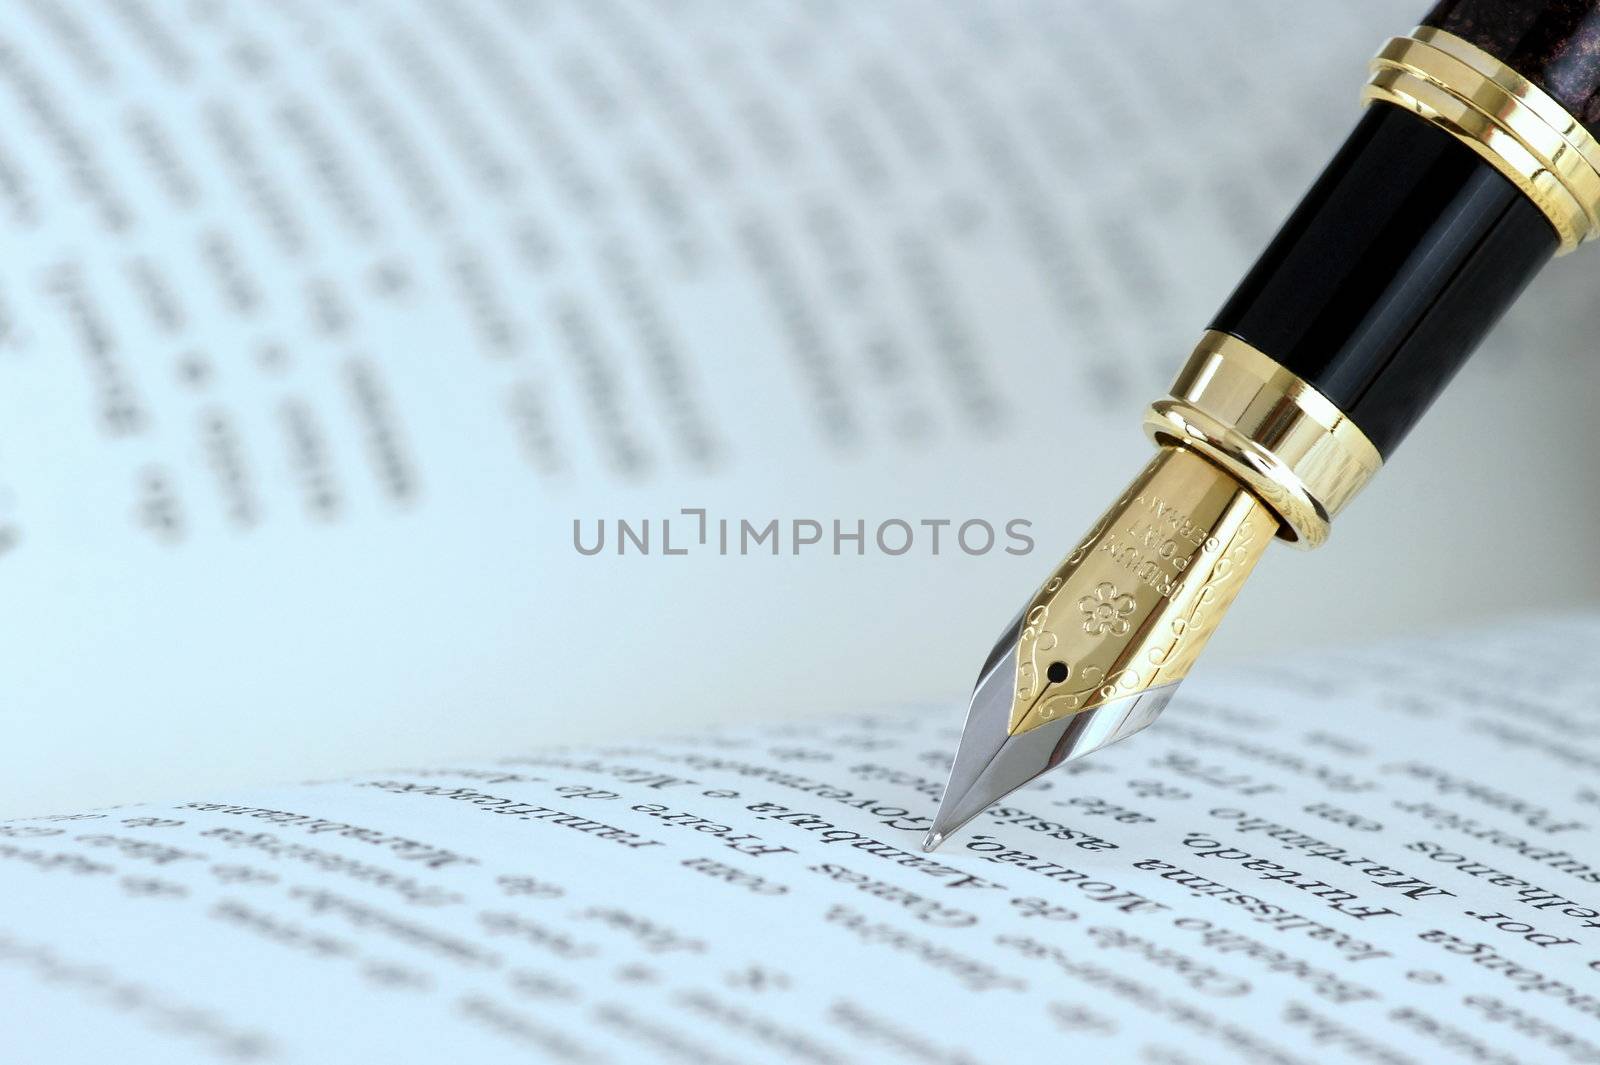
[921,831,944,853]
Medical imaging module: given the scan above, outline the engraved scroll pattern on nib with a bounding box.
[1009,450,1273,736]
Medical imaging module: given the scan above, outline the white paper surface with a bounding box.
[4,615,1599,1063]
[0,0,1596,814]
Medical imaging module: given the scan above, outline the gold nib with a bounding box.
[923,446,1274,850]
[925,331,1386,851]
[1008,446,1270,735]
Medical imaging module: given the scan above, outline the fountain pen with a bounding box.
[926,0,1600,851]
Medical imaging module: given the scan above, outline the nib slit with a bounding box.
[928,447,1267,846]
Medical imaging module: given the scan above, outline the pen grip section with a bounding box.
[1206,105,1555,457]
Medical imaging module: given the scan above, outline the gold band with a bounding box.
[1144,331,1382,549]
[1363,25,1600,254]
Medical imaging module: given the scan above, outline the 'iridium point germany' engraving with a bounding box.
[1008,447,1273,736]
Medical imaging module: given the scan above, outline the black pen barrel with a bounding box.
[1207,0,1600,458]
[1207,107,1555,457]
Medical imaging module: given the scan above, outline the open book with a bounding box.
[4,1,1600,1060]
[2,0,1598,817]
[7,614,1600,1063]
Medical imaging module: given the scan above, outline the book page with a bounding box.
[2,0,1599,813]
[4,614,1599,1063]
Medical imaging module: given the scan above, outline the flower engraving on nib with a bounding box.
[1078,582,1136,637]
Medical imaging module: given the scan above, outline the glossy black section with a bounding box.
[1208,105,1556,456]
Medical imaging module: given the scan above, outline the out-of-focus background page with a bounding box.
[0,0,1595,814]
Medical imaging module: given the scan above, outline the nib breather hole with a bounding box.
[1047,661,1069,684]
